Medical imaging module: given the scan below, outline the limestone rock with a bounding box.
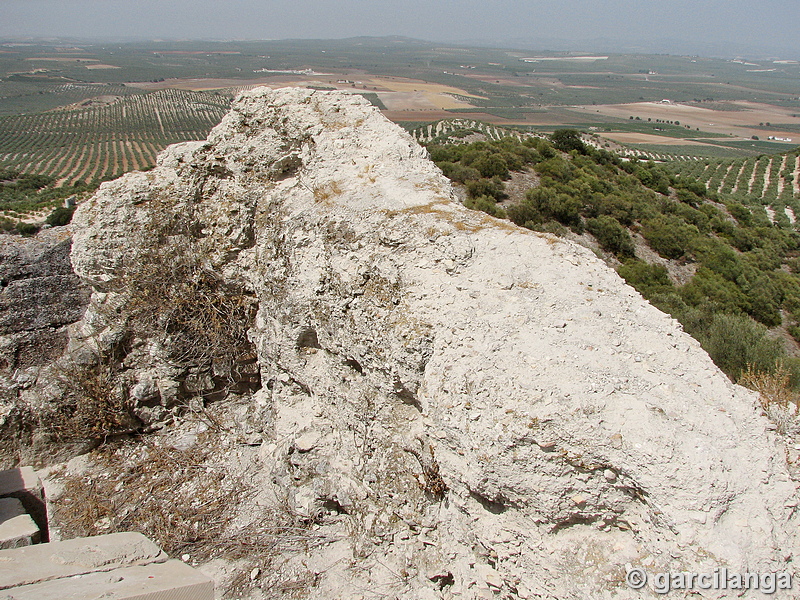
[0,227,91,468]
[68,88,799,598]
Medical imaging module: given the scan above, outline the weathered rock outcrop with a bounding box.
[0,228,91,467]
[66,88,798,598]
[0,228,89,373]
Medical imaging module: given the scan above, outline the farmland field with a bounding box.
[667,149,800,211]
[0,89,230,184]
[0,37,799,189]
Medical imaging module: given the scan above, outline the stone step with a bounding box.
[0,531,166,589]
[0,467,47,542]
[0,498,40,549]
[2,559,214,600]
[0,532,213,599]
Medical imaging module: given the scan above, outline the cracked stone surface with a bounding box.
[52,87,800,598]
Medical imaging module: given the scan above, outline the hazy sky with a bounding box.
[3,0,799,57]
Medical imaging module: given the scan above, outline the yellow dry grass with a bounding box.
[600,133,708,146]
[378,91,474,111]
[362,77,485,99]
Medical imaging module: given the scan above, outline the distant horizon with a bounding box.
[2,34,799,63]
[3,0,799,61]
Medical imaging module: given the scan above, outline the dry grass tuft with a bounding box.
[121,231,257,384]
[50,429,337,598]
[51,435,251,560]
[313,181,343,204]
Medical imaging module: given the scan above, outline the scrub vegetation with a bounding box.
[428,127,800,389]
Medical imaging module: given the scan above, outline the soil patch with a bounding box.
[500,167,540,207]
[573,101,800,140]
[601,133,709,146]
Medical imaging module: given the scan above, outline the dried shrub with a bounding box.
[45,353,138,443]
[51,437,246,558]
[739,364,799,434]
[313,180,342,203]
[123,246,257,385]
[107,195,260,401]
[421,455,447,500]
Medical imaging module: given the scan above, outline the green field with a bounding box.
[667,151,800,207]
[580,121,729,139]
[0,81,144,116]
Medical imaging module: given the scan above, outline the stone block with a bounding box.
[1,559,214,600]
[0,531,166,590]
[0,498,40,549]
[0,466,43,498]
[0,467,47,542]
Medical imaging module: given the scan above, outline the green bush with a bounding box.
[473,154,510,179]
[634,163,670,195]
[466,177,506,200]
[746,285,782,327]
[46,206,76,227]
[727,227,760,252]
[680,181,708,198]
[534,157,574,183]
[695,242,742,280]
[680,267,750,314]
[587,194,642,226]
[438,161,480,183]
[697,313,784,380]
[507,202,541,228]
[671,203,710,232]
[464,195,507,218]
[727,202,755,226]
[586,215,635,257]
[528,220,569,237]
[428,145,460,163]
[710,214,736,237]
[15,223,39,237]
[642,216,699,259]
[618,260,674,297]
[550,129,587,154]
[535,139,557,159]
[525,187,582,230]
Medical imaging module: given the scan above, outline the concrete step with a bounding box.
[0,498,40,549]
